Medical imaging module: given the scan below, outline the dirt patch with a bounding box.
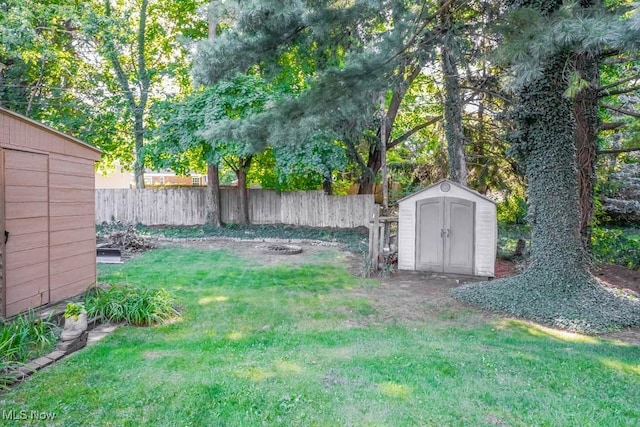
[591,263,640,295]
[353,270,495,327]
[155,238,349,268]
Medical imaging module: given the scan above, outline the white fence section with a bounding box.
[95,188,374,228]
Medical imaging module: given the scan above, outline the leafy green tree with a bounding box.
[152,74,272,224]
[192,0,458,195]
[0,1,98,132]
[82,0,206,188]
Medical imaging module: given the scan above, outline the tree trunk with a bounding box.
[440,0,467,185]
[104,0,149,189]
[134,111,145,189]
[573,51,600,250]
[357,68,421,195]
[520,57,586,276]
[206,163,221,226]
[452,0,639,333]
[204,1,221,225]
[358,145,380,195]
[322,175,333,195]
[235,157,252,225]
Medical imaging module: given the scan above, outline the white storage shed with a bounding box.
[397,179,497,277]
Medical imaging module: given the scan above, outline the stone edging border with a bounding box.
[4,321,120,388]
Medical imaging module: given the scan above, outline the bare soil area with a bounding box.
[161,239,640,345]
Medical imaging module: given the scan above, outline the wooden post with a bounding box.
[378,221,385,267]
[383,220,391,252]
[369,205,380,270]
[380,96,389,209]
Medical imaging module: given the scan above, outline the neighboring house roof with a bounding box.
[0,107,102,157]
[397,179,496,204]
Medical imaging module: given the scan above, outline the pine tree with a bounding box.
[452,0,640,332]
[192,0,447,193]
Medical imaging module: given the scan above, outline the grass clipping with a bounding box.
[451,270,640,334]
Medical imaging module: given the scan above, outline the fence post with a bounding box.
[368,205,380,270]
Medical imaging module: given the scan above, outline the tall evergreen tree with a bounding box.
[452,0,640,332]
[192,0,451,194]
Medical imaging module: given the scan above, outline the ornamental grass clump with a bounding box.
[85,285,180,326]
[0,311,58,390]
[0,311,58,363]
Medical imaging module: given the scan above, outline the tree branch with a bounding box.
[598,147,640,155]
[597,74,640,93]
[460,85,512,104]
[602,103,640,118]
[387,116,442,149]
[599,84,640,98]
[599,122,626,131]
[603,53,640,65]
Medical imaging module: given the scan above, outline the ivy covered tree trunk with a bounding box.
[515,55,586,276]
[452,0,639,333]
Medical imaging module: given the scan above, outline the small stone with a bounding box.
[30,356,54,369]
[48,350,66,361]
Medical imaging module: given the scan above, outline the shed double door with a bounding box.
[415,197,474,275]
[1,148,50,317]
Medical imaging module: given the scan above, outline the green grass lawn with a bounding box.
[1,247,639,426]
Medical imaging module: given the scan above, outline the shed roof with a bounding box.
[0,107,102,159]
[397,179,496,204]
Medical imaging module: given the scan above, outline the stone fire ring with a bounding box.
[257,244,303,255]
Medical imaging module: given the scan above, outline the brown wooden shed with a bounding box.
[0,108,101,318]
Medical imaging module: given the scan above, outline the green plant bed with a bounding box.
[0,311,58,390]
[85,285,180,326]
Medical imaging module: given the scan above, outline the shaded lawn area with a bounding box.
[1,247,639,426]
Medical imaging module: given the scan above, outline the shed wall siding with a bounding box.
[0,110,101,161]
[48,153,97,299]
[3,150,50,316]
[397,202,416,270]
[474,203,496,276]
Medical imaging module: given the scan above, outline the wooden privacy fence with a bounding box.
[95,188,374,228]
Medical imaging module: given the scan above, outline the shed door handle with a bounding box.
[4,230,8,244]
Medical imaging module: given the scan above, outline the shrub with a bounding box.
[0,311,58,388]
[497,194,528,225]
[85,285,180,326]
[591,227,640,270]
[0,311,58,363]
